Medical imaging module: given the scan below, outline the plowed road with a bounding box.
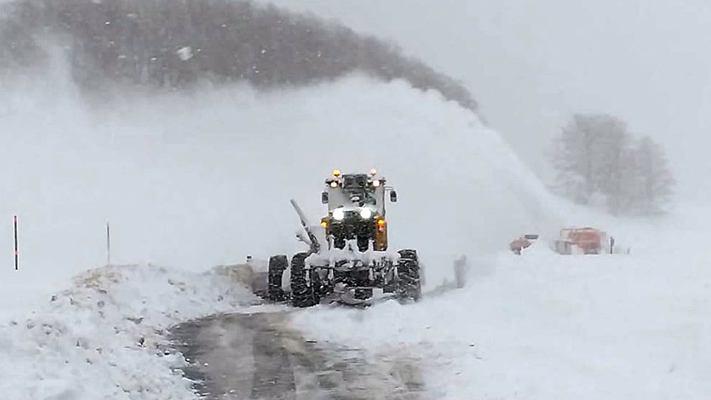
[170,312,425,400]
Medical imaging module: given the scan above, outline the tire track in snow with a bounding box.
[170,312,425,399]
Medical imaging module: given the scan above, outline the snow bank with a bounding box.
[0,264,258,400]
[290,212,711,399]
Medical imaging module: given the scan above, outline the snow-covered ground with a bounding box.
[0,264,261,400]
[291,207,711,399]
[3,209,708,400]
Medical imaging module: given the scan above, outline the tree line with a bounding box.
[550,114,675,216]
[0,0,477,111]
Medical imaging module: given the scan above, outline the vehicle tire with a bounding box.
[310,267,325,304]
[397,249,421,302]
[290,252,315,308]
[267,255,288,302]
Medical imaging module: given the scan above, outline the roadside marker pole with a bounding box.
[14,215,18,271]
[106,221,111,266]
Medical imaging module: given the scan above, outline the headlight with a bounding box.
[332,208,345,221]
[372,179,381,187]
[360,208,372,219]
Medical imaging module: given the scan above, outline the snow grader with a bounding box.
[267,169,421,307]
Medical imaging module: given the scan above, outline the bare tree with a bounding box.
[550,114,674,215]
[591,116,630,214]
[550,114,629,207]
[630,136,675,215]
[550,115,594,203]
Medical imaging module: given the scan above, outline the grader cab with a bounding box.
[319,169,397,252]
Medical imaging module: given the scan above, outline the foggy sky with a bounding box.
[260,0,711,204]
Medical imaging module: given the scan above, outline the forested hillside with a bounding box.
[0,0,476,111]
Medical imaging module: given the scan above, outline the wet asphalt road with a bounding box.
[170,312,425,400]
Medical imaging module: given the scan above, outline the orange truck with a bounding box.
[554,227,607,255]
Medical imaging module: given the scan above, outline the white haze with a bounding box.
[0,56,573,314]
[260,0,711,204]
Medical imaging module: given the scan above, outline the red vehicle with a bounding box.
[509,234,538,255]
[555,227,605,255]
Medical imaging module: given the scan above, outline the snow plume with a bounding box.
[0,61,563,309]
[0,264,258,400]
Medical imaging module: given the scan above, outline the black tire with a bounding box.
[290,252,315,308]
[397,249,421,302]
[267,255,288,302]
[310,267,326,304]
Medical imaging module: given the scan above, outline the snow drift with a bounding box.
[0,264,259,400]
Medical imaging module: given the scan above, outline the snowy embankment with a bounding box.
[291,209,711,400]
[0,264,259,400]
